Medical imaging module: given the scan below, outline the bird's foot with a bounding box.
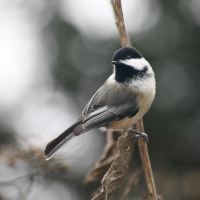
[129,130,149,143]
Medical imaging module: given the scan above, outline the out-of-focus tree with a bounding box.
[0,0,200,199]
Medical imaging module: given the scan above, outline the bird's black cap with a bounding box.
[112,47,142,62]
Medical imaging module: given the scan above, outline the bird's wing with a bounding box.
[80,84,139,132]
[45,82,139,158]
[82,86,103,116]
[82,104,139,131]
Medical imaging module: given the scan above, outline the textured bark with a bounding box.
[134,120,158,200]
[111,0,129,48]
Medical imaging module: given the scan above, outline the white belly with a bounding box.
[104,83,155,130]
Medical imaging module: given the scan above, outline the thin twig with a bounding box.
[143,192,151,200]
[134,121,157,200]
[118,169,142,200]
[111,0,158,199]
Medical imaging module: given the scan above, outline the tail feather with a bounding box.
[44,120,82,160]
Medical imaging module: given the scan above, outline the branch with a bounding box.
[111,0,129,47]
[134,121,158,200]
[111,0,158,199]
[118,169,142,200]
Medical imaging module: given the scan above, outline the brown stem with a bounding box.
[111,0,158,199]
[111,0,129,47]
[118,169,142,200]
[143,192,151,200]
[134,120,157,200]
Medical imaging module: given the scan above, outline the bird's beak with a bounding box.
[112,61,120,65]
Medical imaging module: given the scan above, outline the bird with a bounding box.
[44,47,156,160]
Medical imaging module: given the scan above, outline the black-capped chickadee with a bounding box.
[44,47,156,160]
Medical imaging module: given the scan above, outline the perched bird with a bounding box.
[44,47,156,160]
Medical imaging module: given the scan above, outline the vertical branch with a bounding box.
[111,0,129,47]
[118,169,142,200]
[134,120,157,200]
[111,0,158,199]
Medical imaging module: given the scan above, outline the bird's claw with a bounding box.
[129,130,149,143]
[134,132,149,143]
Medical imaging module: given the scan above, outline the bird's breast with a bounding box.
[105,76,155,130]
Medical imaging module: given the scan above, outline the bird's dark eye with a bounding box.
[127,56,131,59]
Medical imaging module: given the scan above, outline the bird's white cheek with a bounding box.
[120,58,150,71]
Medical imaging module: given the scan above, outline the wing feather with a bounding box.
[81,80,139,131]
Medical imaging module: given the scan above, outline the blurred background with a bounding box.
[0,0,200,199]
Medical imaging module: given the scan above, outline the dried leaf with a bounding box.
[84,131,119,184]
[92,131,135,200]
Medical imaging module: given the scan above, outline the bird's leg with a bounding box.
[129,129,149,143]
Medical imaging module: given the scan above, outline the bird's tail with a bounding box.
[44,120,82,160]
